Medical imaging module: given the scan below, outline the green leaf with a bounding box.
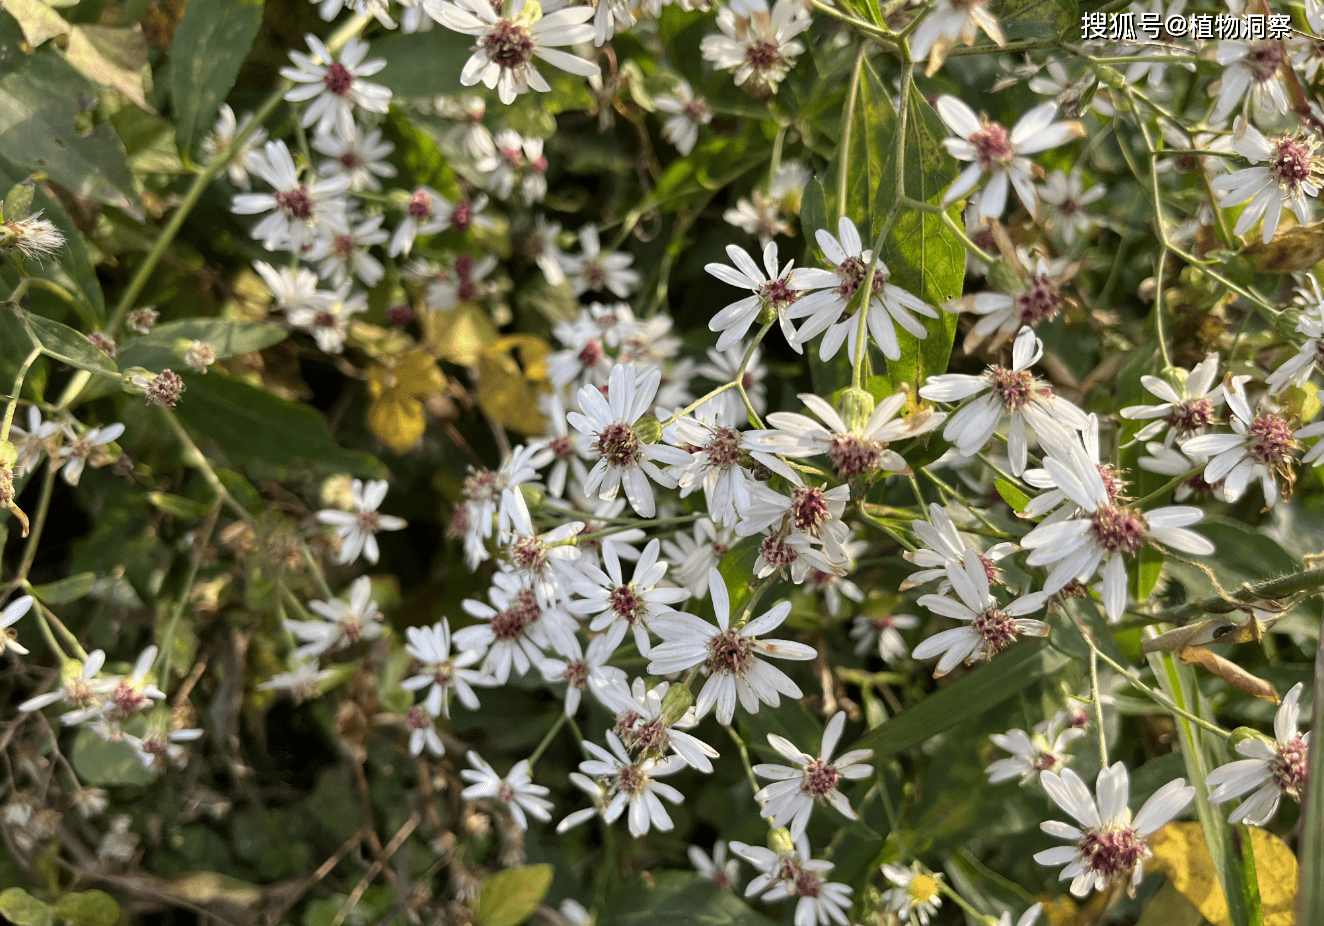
[716,535,764,619]
[147,491,213,519]
[828,62,887,232]
[874,82,962,399]
[371,29,475,99]
[0,46,139,217]
[800,175,828,243]
[845,639,1070,760]
[4,178,33,221]
[175,373,386,478]
[70,726,156,786]
[472,864,553,926]
[599,871,778,926]
[53,891,120,926]
[168,0,265,158]
[30,571,96,604]
[22,311,119,377]
[116,319,286,372]
[65,24,153,112]
[0,888,52,926]
[994,478,1031,513]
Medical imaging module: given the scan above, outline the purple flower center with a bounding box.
[273,187,314,220]
[760,535,797,568]
[827,433,882,479]
[609,584,645,624]
[1089,504,1147,555]
[323,62,353,97]
[989,366,1038,412]
[1167,397,1214,436]
[759,277,800,311]
[1249,412,1297,465]
[510,536,547,573]
[972,607,1018,653]
[356,510,381,532]
[970,121,1014,171]
[407,189,433,220]
[790,486,831,533]
[491,590,539,640]
[705,427,743,468]
[707,628,754,676]
[1247,41,1287,82]
[1078,825,1147,879]
[481,20,536,69]
[745,40,784,72]
[1015,275,1063,324]
[801,758,840,799]
[596,422,642,468]
[834,255,888,302]
[1272,735,1308,796]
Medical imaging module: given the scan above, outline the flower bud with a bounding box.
[128,307,159,335]
[1098,66,1126,89]
[838,387,876,433]
[757,302,779,325]
[768,827,795,854]
[633,414,663,444]
[658,682,694,728]
[1228,726,1275,752]
[0,440,16,470]
[519,482,546,511]
[987,259,1021,294]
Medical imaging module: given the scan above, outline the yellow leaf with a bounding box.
[1245,221,1324,273]
[1149,821,1298,926]
[5,0,69,46]
[366,351,446,451]
[1039,891,1113,926]
[426,302,499,367]
[475,336,551,436]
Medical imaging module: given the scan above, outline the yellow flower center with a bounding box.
[908,875,939,904]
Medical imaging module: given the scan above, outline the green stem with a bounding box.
[157,500,221,684]
[527,712,568,767]
[836,46,866,225]
[1,346,41,442]
[1092,645,1230,738]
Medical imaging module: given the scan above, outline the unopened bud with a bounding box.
[519,483,546,511]
[1228,726,1275,752]
[127,307,159,335]
[987,259,1021,294]
[1098,66,1126,89]
[838,387,876,432]
[756,302,779,325]
[768,827,795,854]
[0,441,16,470]
[633,414,663,444]
[177,339,215,373]
[658,682,694,728]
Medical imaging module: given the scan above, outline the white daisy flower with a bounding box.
[944,251,1073,353]
[1210,40,1291,127]
[690,841,741,891]
[902,502,1017,592]
[568,539,689,656]
[424,0,599,105]
[1211,124,1324,244]
[1119,353,1224,446]
[389,186,453,258]
[695,345,768,425]
[401,618,484,717]
[734,840,853,926]
[662,412,753,526]
[496,493,585,607]
[1181,376,1300,506]
[918,326,1090,475]
[405,706,445,757]
[312,122,397,193]
[647,567,816,725]
[257,660,336,703]
[734,473,852,562]
[753,711,873,839]
[286,576,383,661]
[577,731,686,836]
[1267,277,1324,394]
[986,712,1087,785]
[460,752,552,830]
[562,225,640,299]
[567,363,693,517]
[306,213,388,287]
[659,518,736,598]
[202,104,268,190]
[706,241,808,352]
[19,649,109,715]
[656,80,711,155]
[910,0,1004,75]
[539,634,623,717]
[700,0,809,99]
[99,645,167,726]
[126,719,204,772]
[281,35,391,138]
[57,422,125,487]
[1039,169,1105,246]
[316,478,406,565]
[254,261,337,316]
[879,863,943,926]
[8,406,61,477]
[231,140,351,252]
[936,97,1085,219]
[0,595,33,657]
[287,286,366,354]
[788,216,939,363]
[527,213,568,285]
[594,676,721,771]
[1206,682,1309,826]
[849,612,919,662]
[913,558,1050,676]
[1035,762,1194,897]
[1021,434,1214,621]
[455,570,580,683]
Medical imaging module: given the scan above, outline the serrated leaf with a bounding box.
[994,478,1031,513]
[371,29,475,99]
[116,319,286,373]
[71,726,156,786]
[168,0,265,157]
[473,864,553,926]
[30,571,96,604]
[176,373,386,478]
[845,639,1070,760]
[0,47,139,217]
[600,871,777,926]
[22,311,119,376]
[0,889,52,926]
[53,891,120,926]
[874,82,962,398]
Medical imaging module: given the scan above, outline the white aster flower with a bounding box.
[257,660,336,703]
[401,618,484,717]
[789,216,939,363]
[1119,353,1224,446]
[913,558,1050,676]
[1211,123,1324,244]
[647,567,816,725]
[1181,376,1300,506]
[57,422,125,487]
[594,676,721,771]
[918,326,1089,475]
[1267,276,1324,394]
[734,839,853,926]
[306,213,388,287]
[287,576,383,661]
[986,712,1086,785]
[577,731,686,836]
[1210,40,1291,127]
[202,104,268,189]
[19,649,109,715]
[1035,762,1194,897]
[700,0,809,99]
[656,80,711,155]
[1,595,33,657]
[568,539,689,655]
[455,570,579,683]
[539,634,623,716]
[424,0,599,105]
[690,841,740,890]
[281,35,391,138]
[1206,682,1309,825]
[695,345,768,425]
[312,122,397,193]
[231,140,351,252]
[562,225,640,299]
[937,97,1085,219]
[706,241,808,352]
[389,186,453,258]
[317,478,406,565]
[1039,169,1105,246]
[460,752,552,830]
[8,406,61,477]
[902,502,1017,592]
[405,706,445,757]
[568,363,693,517]
[662,412,752,526]
[909,0,1005,76]
[944,251,1072,353]
[287,286,365,354]
[659,517,736,598]
[753,711,873,839]
[849,612,919,662]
